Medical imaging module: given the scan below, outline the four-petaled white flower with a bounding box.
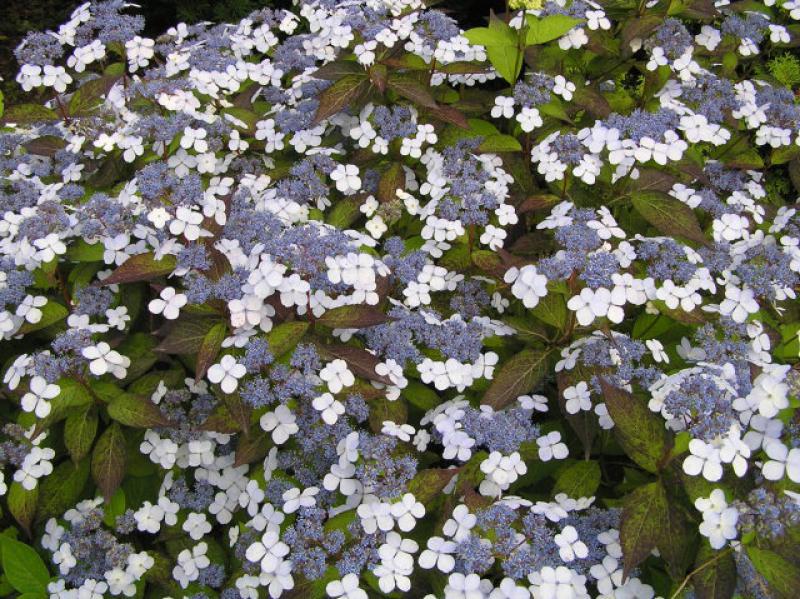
[148,286,187,320]
[81,342,130,379]
[319,359,355,393]
[207,354,247,393]
[331,164,362,194]
[20,376,60,418]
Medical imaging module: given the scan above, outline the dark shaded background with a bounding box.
[0,0,504,104]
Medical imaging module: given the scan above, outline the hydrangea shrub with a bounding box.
[1,0,800,597]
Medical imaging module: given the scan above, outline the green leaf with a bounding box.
[377,162,406,204]
[657,495,695,579]
[156,317,220,354]
[326,197,362,228]
[92,423,127,501]
[108,394,170,428]
[368,395,408,433]
[312,60,364,80]
[196,322,227,380]
[599,378,670,473]
[267,321,310,357]
[64,407,98,462]
[220,107,259,134]
[464,18,522,84]
[471,250,503,273]
[530,292,568,330]
[66,239,104,262]
[407,469,459,504]
[317,305,390,329]
[387,74,438,108]
[402,380,441,412]
[102,489,126,528]
[17,301,68,335]
[693,543,737,599]
[553,461,601,498]
[631,191,708,246]
[312,74,370,124]
[746,547,800,598]
[199,404,243,434]
[19,300,69,335]
[112,333,156,383]
[222,392,252,436]
[68,75,119,116]
[23,135,66,157]
[0,537,49,594]
[482,348,552,409]
[620,481,667,577]
[233,428,270,467]
[102,252,177,285]
[316,344,393,385]
[8,482,38,537]
[1,104,58,125]
[525,14,582,45]
[477,134,522,153]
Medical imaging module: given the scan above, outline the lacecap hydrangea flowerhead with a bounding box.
[0,0,799,597]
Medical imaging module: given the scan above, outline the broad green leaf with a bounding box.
[196,322,227,379]
[377,162,406,204]
[402,380,441,412]
[312,60,365,80]
[471,250,503,273]
[312,74,370,124]
[746,547,800,598]
[267,321,310,357]
[8,483,38,537]
[102,489,127,528]
[327,197,362,229]
[464,19,522,84]
[387,74,438,108]
[631,191,708,246]
[17,301,68,335]
[657,494,696,579]
[0,537,49,594]
[599,378,670,473]
[68,75,119,116]
[102,252,177,285]
[1,104,58,125]
[220,107,259,134]
[23,135,66,157]
[693,543,737,599]
[64,407,98,462]
[530,292,568,330]
[317,344,393,385]
[620,481,667,577]
[117,332,158,382]
[156,316,220,354]
[553,461,601,498]
[108,393,170,428]
[408,469,459,504]
[477,134,522,153]
[482,348,552,409]
[92,423,127,501]
[199,404,245,434]
[66,239,104,262]
[233,429,270,467]
[518,194,562,213]
[368,395,408,433]
[317,305,390,329]
[525,14,582,45]
[222,390,252,435]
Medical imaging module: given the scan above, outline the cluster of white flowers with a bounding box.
[0,0,798,597]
